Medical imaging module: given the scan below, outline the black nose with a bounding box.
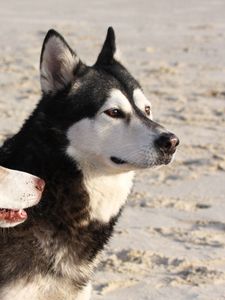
[154,133,179,154]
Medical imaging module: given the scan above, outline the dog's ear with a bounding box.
[95,27,119,66]
[40,29,81,94]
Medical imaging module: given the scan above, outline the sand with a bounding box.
[0,0,225,299]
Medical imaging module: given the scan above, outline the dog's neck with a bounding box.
[66,146,135,223]
[81,167,135,223]
[26,151,134,229]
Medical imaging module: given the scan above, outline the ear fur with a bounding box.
[95,27,118,66]
[40,29,80,94]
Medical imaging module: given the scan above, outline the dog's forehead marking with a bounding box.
[133,88,151,111]
[102,88,132,113]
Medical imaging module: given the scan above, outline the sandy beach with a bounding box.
[0,0,225,299]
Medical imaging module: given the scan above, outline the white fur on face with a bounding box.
[66,88,158,172]
[133,88,152,118]
[101,89,132,114]
[0,166,42,212]
[66,88,161,222]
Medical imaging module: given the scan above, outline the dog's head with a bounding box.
[40,27,179,173]
[0,167,45,228]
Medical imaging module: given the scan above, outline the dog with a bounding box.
[0,27,179,300]
[0,166,45,228]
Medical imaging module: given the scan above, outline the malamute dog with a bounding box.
[0,27,179,300]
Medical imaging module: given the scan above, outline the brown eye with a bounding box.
[104,108,125,119]
[145,106,151,116]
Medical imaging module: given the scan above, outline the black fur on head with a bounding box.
[37,27,141,132]
[95,26,116,66]
[40,27,119,96]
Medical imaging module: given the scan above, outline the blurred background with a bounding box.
[0,1,225,299]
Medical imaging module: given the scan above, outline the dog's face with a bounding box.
[0,167,45,228]
[40,28,179,173]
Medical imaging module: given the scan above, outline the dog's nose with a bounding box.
[155,133,179,154]
[35,178,45,192]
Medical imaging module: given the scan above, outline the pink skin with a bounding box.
[0,177,45,225]
[0,209,27,223]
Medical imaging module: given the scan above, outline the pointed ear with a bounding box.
[40,29,80,94]
[95,27,119,66]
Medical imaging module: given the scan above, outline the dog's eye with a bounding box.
[104,108,125,119]
[145,106,151,116]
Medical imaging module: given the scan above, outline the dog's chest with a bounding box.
[0,172,134,300]
[0,276,80,300]
[84,171,134,223]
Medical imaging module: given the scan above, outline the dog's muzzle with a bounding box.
[154,132,179,155]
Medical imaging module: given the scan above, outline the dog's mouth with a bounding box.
[0,208,27,224]
[159,156,173,165]
[110,156,128,165]
[156,148,176,165]
[111,152,175,169]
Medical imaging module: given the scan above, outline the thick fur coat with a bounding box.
[0,28,178,300]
